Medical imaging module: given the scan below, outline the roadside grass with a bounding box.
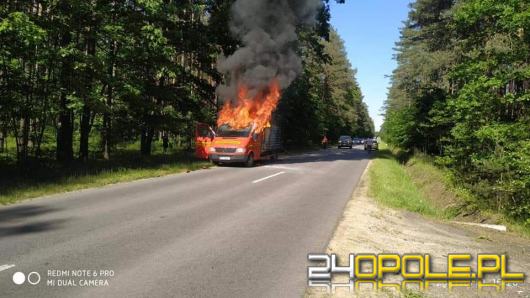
[368,144,441,218]
[0,150,212,205]
[368,143,530,238]
[0,139,319,206]
[403,153,471,219]
[401,289,427,298]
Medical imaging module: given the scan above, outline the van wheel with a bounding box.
[270,152,278,161]
[246,153,255,167]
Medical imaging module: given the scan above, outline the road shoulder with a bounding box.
[306,161,530,298]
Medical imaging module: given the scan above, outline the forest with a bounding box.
[381,0,530,222]
[0,0,373,167]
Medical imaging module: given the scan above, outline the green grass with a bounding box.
[504,220,530,238]
[368,143,530,238]
[368,145,440,218]
[401,289,427,298]
[0,150,212,205]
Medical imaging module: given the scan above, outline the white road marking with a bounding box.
[264,165,302,172]
[252,171,286,184]
[0,264,15,273]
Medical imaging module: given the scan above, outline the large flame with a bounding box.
[217,80,280,133]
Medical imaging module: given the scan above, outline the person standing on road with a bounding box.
[321,135,328,149]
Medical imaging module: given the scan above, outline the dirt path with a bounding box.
[306,161,530,298]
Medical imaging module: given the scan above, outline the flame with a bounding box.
[217,80,280,133]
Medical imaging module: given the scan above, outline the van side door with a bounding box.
[195,123,213,159]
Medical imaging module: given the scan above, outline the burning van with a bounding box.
[196,80,283,166]
[195,120,281,167]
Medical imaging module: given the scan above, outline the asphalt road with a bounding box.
[0,147,370,298]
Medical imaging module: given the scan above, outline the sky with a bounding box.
[329,0,412,131]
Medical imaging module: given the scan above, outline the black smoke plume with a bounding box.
[217,0,322,102]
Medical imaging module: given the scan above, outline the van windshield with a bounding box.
[217,124,252,138]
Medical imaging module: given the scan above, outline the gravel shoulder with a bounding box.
[306,161,530,298]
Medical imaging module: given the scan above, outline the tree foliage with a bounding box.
[0,0,371,163]
[281,28,374,146]
[382,0,530,222]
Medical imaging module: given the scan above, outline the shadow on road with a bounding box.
[273,147,372,166]
[0,205,66,238]
[0,205,59,223]
[0,220,67,239]
[215,148,372,168]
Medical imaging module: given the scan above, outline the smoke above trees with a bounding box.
[216,0,322,103]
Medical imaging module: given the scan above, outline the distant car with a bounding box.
[352,138,362,145]
[364,138,379,151]
[338,136,353,149]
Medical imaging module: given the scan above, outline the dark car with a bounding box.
[364,138,379,151]
[338,136,353,149]
[352,138,362,145]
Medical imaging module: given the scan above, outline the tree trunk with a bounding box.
[102,108,112,160]
[79,25,96,161]
[102,39,116,160]
[17,117,30,163]
[79,105,91,161]
[56,29,74,162]
[140,127,154,156]
[57,102,74,162]
[0,131,4,153]
[35,118,46,158]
